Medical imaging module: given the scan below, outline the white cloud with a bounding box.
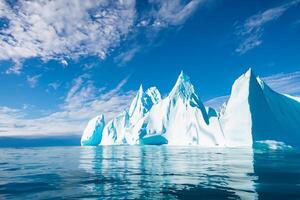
[5,60,22,75]
[0,0,209,71]
[149,0,204,27]
[48,81,61,90]
[235,0,300,54]
[0,0,136,73]
[204,70,300,110]
[113,0,206,64]
[204,95,229,111]
[60,59,68,67]
[262,71,300,96]
[0,75,136,136]
[114,46,140,65]
[26,74,41,88]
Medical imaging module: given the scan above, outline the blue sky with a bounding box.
[0,0,299,137]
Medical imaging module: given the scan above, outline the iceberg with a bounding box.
[99,86,161,145]
[128,85,161,126]
[254,140,292,151]
[136,71,225,146]
[81,69,300,148]
[81,115,105,146]
[220,69,300,147]
[100,111,130,145]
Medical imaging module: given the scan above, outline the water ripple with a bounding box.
[0,146,299,199]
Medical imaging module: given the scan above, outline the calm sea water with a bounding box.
[0,146,300,199]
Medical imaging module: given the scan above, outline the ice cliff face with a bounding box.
[99,86,161,145]
[81,69,300,148]
[221,69,300,147]
[81,115,105,146]
[219,69,255,147]
[128,85,161,126]
[136,72,225,146]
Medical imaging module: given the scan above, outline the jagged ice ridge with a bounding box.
[81,69,300,148]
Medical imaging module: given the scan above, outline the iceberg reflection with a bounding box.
[79,146,258,199]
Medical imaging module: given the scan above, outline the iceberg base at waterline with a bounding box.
[81,115,105,146]
[81,69,300,148]
[253,140,293,151]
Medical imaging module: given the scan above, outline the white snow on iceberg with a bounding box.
[81,115,105,146]
[135,71,225,146]
[81,69,300,148]
[99,86,161,145]
[220,69,300,147]
[128,85,161,126]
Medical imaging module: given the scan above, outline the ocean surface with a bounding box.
[0,146,300,199]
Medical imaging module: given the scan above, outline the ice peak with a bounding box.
[246,67,252,73]
[128,85,161,123]
[179,70,185,77]
[99,114,105,122]
[136,84,145,99]
[178,70,189,82]
[146,86,158,93]
[129,86,144,117]
[138,84,143,94]
[145,87,161,104]
[169,71,195,99]
[244,68,255,78]
[234,68,258,88]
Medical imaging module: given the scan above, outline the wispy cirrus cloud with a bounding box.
[48,81,61,90]
[115,0,206,64]
[205,70,300,109]
[149,0,204,27]
[235,0,300,54]
[0,0,136,74]
[26,74,41,88]
[0,0,207,73]
[0,75,136,136]
[204,95,229,111]
[262,71,300,96]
